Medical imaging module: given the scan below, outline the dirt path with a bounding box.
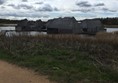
[0,60,55,83]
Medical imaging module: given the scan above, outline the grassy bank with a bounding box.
[0,33,118,83]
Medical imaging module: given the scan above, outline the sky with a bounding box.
[0,0,118,21]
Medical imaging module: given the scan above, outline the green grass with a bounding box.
[0,33,118,83]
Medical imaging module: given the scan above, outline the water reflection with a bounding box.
[0,26,47,36]
[106,28,118,32]
[0,27,15,31]
[0,26,118,36]
[6,31,47,36]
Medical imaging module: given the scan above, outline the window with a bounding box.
[83,28,88,32]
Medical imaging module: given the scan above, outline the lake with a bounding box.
[0,26,15,31]
[0,26,47,36]
[0,26,118,36]
[105,28,118,32]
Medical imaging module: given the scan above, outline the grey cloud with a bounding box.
[8,4,15,7]
[8,4,33,10]
[37,4,59,12]
[0,0,5,5]
[54,7,59,11]
[18,4,33,9]
[35,2,43,4]
[95,3,105,6]
[102,8,117,12]
[109,10,117,12]
[102,8,109,11]
[75,9,91,13]
[22,0,28,2]
[1,6,5,9]
[38,4,53,11]
[0,12,49,18]
[72,8,94,13]
[76,1,92,7]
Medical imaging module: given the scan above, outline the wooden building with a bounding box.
[46,17,104,34]
[15,19,44,31]
[79,19,104,34]
[46,17,81,34]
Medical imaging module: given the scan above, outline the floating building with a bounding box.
[16,17,105,34]
[16,19,44,31]
[46,17,104,34]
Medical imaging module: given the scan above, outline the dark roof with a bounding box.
[46,17,79,29]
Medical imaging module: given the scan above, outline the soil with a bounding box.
[0,60,55,83]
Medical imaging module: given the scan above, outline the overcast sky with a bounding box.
[0,0,118,21]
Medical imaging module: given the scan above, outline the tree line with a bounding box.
[0,19,20,24]
[96,17,118,25]
[1,17,118,25]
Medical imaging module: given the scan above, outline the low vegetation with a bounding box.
[0,32,118,83]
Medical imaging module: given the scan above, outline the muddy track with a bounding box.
[0,60,55,83]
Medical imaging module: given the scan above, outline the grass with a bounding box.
[0,32,118,83]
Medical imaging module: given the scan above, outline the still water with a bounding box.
[0,27,15,31]
[0,26,47,36]
[106,28,118,32]
[0,26,118,36]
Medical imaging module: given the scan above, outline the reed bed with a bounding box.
[0,32,118,83]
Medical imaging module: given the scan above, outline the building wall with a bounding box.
[59,29,72,34]
[46,17,82,34]
[16,26,22,31]
[16,20,43,31]
[73,23,82,34]
[46,18,104,34]
[80,20,103,34]
[47,28,58,34]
